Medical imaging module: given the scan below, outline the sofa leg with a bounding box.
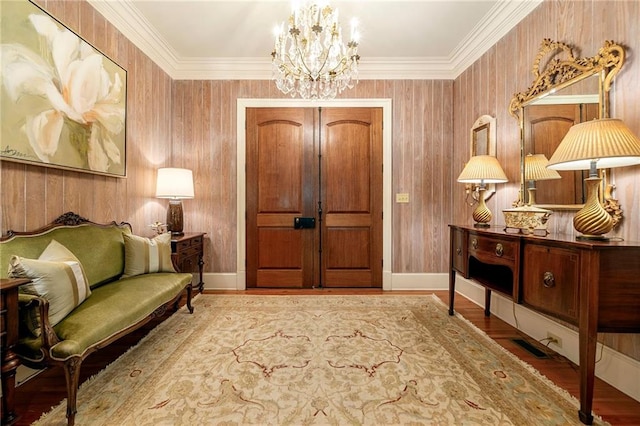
[63,357,82,426]
[186,284,194,314]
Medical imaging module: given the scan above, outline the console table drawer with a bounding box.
[522,244,580,323]
[175,236,202,251]
[468,233,517,264]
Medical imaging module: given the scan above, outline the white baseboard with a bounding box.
[202,272,240,290]
[200,271,639,402]
[201,272,449,291]
[389,273,449,290]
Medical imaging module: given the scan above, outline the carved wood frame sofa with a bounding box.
[0,212,194,425]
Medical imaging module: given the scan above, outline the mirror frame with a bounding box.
[470,115,497,199]
[508,39,625,210]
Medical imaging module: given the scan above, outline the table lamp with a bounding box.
[547,118,640,239]
[155,168,195,235]
[524,153,561,205]
[457,155,509,227]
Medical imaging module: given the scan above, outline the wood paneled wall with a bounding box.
[0,0,173,235]
[453,0,640,359]
[2,0,638,359]
[172,80,454,273]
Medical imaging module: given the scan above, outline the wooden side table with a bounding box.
[1,278,29,425]
[171,233,205,293]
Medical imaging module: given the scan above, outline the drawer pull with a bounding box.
[543,271,555,288]
[471,238,478,249]
[456,247,462,256]
[495,243,504,257]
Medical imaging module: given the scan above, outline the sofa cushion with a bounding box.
[122,233,175,278]
[9,240,91,334]
[47,272,192,359]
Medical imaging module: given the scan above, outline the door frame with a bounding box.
[237,98,392,290]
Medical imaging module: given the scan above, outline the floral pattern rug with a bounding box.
[35,294,607,425]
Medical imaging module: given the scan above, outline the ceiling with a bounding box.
[87,0,542,80]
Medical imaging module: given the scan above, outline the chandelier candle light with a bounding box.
[272,1,360,99]
[457,155,509,228]
[156,168,195,236]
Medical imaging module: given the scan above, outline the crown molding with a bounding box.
[88,0,542,81]
[449,0,543,78]
[87,0,181,75]
[170,57,455,81]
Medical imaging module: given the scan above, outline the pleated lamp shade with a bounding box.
[457,155,509,184]
[525,154,561,181]
[548,118,640,171]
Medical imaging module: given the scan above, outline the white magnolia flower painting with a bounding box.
[1,0,127,177]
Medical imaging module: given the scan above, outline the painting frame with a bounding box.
[1,0,127,178]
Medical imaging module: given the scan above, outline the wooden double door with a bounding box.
[246,107,382,289]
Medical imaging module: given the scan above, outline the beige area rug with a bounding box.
[35,294,607,425]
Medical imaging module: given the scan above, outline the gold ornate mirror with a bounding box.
[509,39,625,210]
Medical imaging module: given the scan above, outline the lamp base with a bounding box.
[471,187,493,227]
[573,177,613,240]
[166,200,184,236]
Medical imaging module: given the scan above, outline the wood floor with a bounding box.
[10,290,640,425]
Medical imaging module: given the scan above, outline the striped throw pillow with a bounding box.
[121,233,176,278]
[9,240,91,335]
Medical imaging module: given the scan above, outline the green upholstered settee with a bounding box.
[0,212,194,426]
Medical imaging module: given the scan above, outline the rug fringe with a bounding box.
[433,294,609,425]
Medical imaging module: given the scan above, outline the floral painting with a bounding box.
[0,0,127,177]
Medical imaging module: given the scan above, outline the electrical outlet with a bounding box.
[396,193,409,203]
[547,331,563,348]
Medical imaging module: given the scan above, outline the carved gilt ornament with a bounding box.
[509,39,625,120]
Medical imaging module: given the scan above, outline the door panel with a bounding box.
[246,108,316,288]
[246,107,382,289]
[325,228,371,268]
[321,108,383,288]
[258,123,303,212]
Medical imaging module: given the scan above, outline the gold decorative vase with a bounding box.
[573,177,613,239]
[472,187,492,227]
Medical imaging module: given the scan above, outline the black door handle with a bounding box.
[294,217,316,229]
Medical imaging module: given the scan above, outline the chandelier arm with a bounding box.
[293,45,318,79]
[327,56,350,75]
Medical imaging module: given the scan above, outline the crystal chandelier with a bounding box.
[271,1,360,99]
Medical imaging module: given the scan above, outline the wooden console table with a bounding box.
[448,225,640,425]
